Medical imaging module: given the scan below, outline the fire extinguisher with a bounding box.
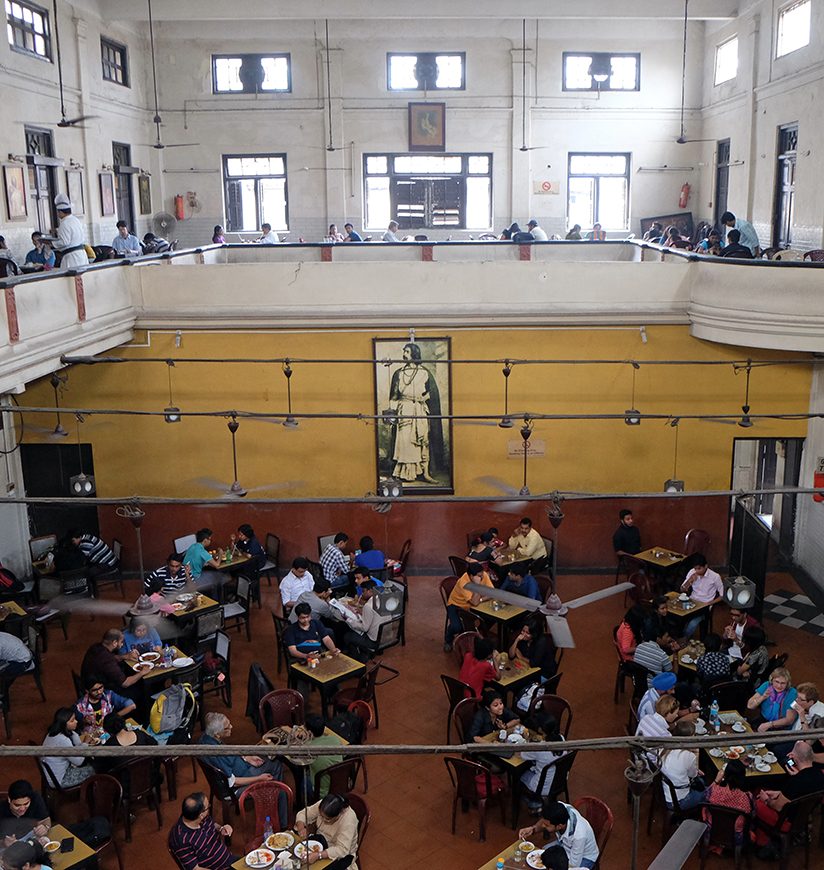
[814,459,824,501]
[174,194,185,221]
[679,182,691,209]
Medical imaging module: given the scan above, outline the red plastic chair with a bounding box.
[240,779,295,850]
[684,529,712,556]
[526,693,573,739]
[453,630,481,669]
[258,689,305,733]
[574,796,614,870]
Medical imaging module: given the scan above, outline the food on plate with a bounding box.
[266,832,293,849]
[139,651,160,662]
[44,842,60,853]
[526,850,546,869]
[294,840,324,859]
[133,662,153,672]
[170,602,185,611]
[519,840,535,852]
[725,749,741,760]
[681,655,693,664]
[245,848,275,868]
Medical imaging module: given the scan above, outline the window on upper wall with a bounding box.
[5,0,51,60]
[776,0,811,57]
[101,37,129,86]
[562,53,639,91]
[387,53,465,90]
[567,153,630,230]
[714,36,738,84]
[222,154,288,233]
[364,153,491,230]
[212,54,291,93]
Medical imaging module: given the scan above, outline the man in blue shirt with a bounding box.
[24,232,56,270]
[111,220,141,256]
[343,223,362,242]
[183,528,223,599]
[500,563,542,601]
[720,210,760,256]
[282,603,340,662]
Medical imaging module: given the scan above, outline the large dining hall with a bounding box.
[3,2,824,869]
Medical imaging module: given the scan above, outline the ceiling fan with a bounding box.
[674,0,715,145]
[51,0,98,128]
[703,360,757,427]
[517,19,551,152]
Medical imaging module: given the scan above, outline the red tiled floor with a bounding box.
[1,568,821,869]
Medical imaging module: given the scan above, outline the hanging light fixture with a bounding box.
[379,478,403,499]
[499,361,514,428]
[50,372,69,437]
[624,361,641,426]
[737,358,754,428]
[519,416,534,496]
[587,52,613,84]
[663,417,684,492]
[282,361,299,428]
[163,359,181,423]
[226,414,246,496]
[69,413,95,496]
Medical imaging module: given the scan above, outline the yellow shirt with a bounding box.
[508,528,547,560]
[447,571,494,610]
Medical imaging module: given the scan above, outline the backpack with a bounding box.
[327,711,364,745]
[0,566,24,593]
[150,682,196,735]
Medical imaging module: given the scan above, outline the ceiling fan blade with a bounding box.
[703,418,741,426]
[155,143,201,149]
[564,582,633,610]
[476,475,520,496]
[58,114,99,127]
[518,145,553,151]
[465,583,543,612]
[187,476,233,492]
[546,614,575,649]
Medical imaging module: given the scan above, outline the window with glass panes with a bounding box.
[714,37,738,85]
[562,53,639,91]
[213,54,291,93]
[101,38,129,86]
[776,0,811,57]
[6,0,50,60]
[222,154,288,233]
[364,154,491,230]
[387,53,465,90]
[567,153,630,230]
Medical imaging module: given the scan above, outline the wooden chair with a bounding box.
[35,755,84,818]
[443,756,506,841]
[441,674,474,742]
[373,615,403,655]
[58,567,93,598]
[240,779,295,845]
[647,770,701,845]
[760,246,784,260]
[395,538,412,582]
[711,680,754,715]
[271,612,290,675]
[451,696,481,744]
[346,700,373,793]
[615,555,644,585]
[110,756,163,842]
[262,533,280,586]
[258,688,305,732]
[90,539,125,597]
[80,774,125,870]
[332,659,399,730]
[684,529,712,556]
[197,759,240,827]
[752,789,824,870]
[574,796,614,870]
[222,575,252,641]
[306,559,324,583]
[345,792,371,856]
[626,570,655,608]
[613,625,647,704]
[802,249,824,262]
[200,629,232,709]
[453,630,481,668]
[448,556,468,577]
[526,693,573,739]
[314,758,363,799]
[512,749,578,830]
[535,574,554,602]
[698,803,751,869]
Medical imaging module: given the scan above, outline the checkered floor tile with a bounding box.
[762,589,824,637]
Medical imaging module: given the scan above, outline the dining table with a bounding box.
[635,546,688,588]
[127,645,188,680]
[665,590,714,619]
[0,600,27,621]
[490,658,542,708]
[231,830,333,869]
[477,838,547,870]
[478,728,541,829]
[700,709,786,780]
[45,823,97,870]
[290,653,365,720]
[471,598,528,650]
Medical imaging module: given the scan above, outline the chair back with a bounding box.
[775,789,824,835]
[683,529,711,557]
[315,758,363,798]
[111,538,123,562]
[439,576,458,608]
[451,697,480,744]
[542,672,563,696]
[196,759,236,805]
[527,693,573,739]
[306,559,324,582]
[547,749,578,800]
[112,756,158,803]
[235,576,251,609]
[215,629,231,662]
[453,630,480,668]
[711,680,753,714]
[81,773,123,826]
[441,675,472,742]
[29,534,58,562]
[628,571,654,607]
[240,779,295,834]
[347,700,374,737]
[765,652,789,674]
[700,803,750,851]
[196,609,224,640]
[59,568,91,596]
[535,574,554,602]
[397,539,412,574]
[265,533,280,564]
[374,616,402,652]
[345,792,371,851]
[259,688,305,731]
[574,796,614,861]
[612,625,625,663]
[448,556,468,577]
[173,534,196,554]
[318,534,337,558]
[444,756,489,802]
[803,248,824,262]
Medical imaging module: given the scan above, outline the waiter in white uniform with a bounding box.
[53,193,89,269]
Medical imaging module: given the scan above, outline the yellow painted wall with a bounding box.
[18,326,812,498]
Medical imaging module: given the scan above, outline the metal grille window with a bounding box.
[387,53,465,90]
[776,0,811,57]
[562,53,639,91]
[101,37,129,86]
[364,153,491,230]
[567,153,630,230]
[6,0,50,60]
[222,154,288,233]
[714,37,738,85]
[213,54,291,93]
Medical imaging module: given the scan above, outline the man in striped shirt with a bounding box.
[144,553,191,597]
[69,529,118,576]
[168,792,237,869]
[633,628,673,684]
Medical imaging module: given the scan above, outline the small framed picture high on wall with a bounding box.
[138,174,152,215]
[3,164,28,220]
[66,169,84,216]
[99,171,115,217]
[408,102,446,152]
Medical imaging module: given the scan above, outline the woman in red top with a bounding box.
[616,606,646,662]
[459,636,501,697]
[701,759,753,845]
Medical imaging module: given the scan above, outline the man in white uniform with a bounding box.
[53,194,89,269]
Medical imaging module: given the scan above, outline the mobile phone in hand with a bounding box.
[60,837,75,852]
[786,758,796,770]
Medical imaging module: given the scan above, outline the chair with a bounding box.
[626,697,640,737]
[512,749,579,830]
[262,533,281,586]
[201,629,232,709]
[58,567,93,598]
[344,792,371,855]
[699,803,751,869]
[195,608,224,645]
[449,556,468,577]
[90,538,125,597]
[441,674,474,742]
[647,770,701,845]
[80,774,124,870]
[395,538,412,582]
[760,246,784,260]
[0,624,46,736]
[240,780,295,844]
[535,574,554,602]
[773,249,803,261]
[332,659,399,730]
[34,604,69,652]
[373,615,403,654]
[753,790,824,869]
[616,554,644,584]
[466,530,486,550]
[710,680,754,715]
[526,693,573,739]
[626,570,655,608]
[802,249,824,262]
[110,756,163,842]
[306,559,324,583]
[574,796,614,870]
[35,756,84,818]
[197,759,240,827]
[765,652,789,674]
[314,758,363,799]
[271,612,290,675]
[347,700,373,792]
[451,696,481,744]
[258,688,305,732]
[453,630,481,668]
[173,533,196,553]
[443,756,506,841]
[613,625,647,704]
[317,534,338,558]
[223,575,251,641]
[684,529,712,557]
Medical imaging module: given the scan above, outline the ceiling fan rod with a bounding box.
[521,18,527,150]
[147,0,162,139]
[325,19,334,151]
[52,0,67,120]
[678,0,689,141]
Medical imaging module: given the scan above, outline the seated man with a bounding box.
[633,628,674,682]
[519,798,599,870]
[320,532,352,590]
[680,553,724,637]
[637,672,677,721]
[612,508,641,560]
[68,528,118,577]
[352,564,384,595]
[199,713,284,798]
[443,562,494,653]
[288,577,347,647]
[256,223,280,244]
[75,674,136,735]
[24,232,55,271]
[0,780,50,846]
[142,232,170,254]
[80,628,149,694]
[235,523,266,579]
[304,714,343,800]
[720,228,755,259]
[279,557,315,612]
[111,220,141,256]
[144,552,190,596]
[183,529,223,597]
[341,579,395,660]
[722,606,760,658]
[168,791,238,870]
[283,602,341,663]
[0,631,34,679]
[508,517,547,562]
[500,563,542,601]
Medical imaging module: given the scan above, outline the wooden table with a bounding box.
[636,547,687,569]
[231,832,333,869]
[127,645,187,679]
[666,590,714,619]
[491,661,542,707]
[478,839,540,869]
[47,823,97,869]
[290,653,365,719]
[674,641,705,673]
[478,729,538,828]
[471,599,527,650]
[701,710,786,778]
[165,593,220,621]
[0,600,26,621]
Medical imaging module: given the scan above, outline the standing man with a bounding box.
[111,220,141,256]
[508,517,547,562]
[527,219,548,241]
[53,193,89,269]
[320,532,352,591]
[720,210,760,256]
[613,509,641,559]
[24,232,55,270]
[680,554,724,638]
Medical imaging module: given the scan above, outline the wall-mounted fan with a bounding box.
[152,212,178,237]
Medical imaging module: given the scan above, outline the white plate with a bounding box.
[527,850,546,869]
[762,752,777,764]
[294,840,324,861]
[754,760,771,772]
[731,722,747,733]
[245,848,275,868]
[709,748,724,757]
[133,661,154,672]
[172,656,194,668]
[139,651,161,662]
[265,832,294,850]
[680,654,693,664]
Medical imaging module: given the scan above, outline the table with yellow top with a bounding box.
[232,831,333,869]
[46,823,96,869]
[165,593,221,621]
[701,710,786,779]
[471,598,528,650]
[127,645,187,679]
[0,600,27,621]
[491,659,542,708]
[666,590,714,619]
[290,653,365,720]
[478,839,545,870]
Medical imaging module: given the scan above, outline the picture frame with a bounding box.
[373,335,453,494]
[65,169,84,216]
[138,174,152,215]
[3,164,28,220]
[408,102,446,152]
[99,171,115,217]
[640,212,694,240]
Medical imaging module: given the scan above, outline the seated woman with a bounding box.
[466,531,497,565]
[42,707,95,788]
[295,793,360,869]
[1,839,52,870]
[747,666,798,733]
[700,758,753,846]
[660,719,704,809]
[735,626,769,685]
[459,636,501,698]
[353,536,385,572]
[520,711,566,812]
[695,634,732,688]
[104,713,157,749]
[616,606,646,662]
[509,616,558,685]
[468,688,520,743]
[120,617,162,656]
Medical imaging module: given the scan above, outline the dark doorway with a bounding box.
[20,443,99,541]
[772,124,797,248]
[713,139,730,230]
[25,127,57,234]
[112,142,135,229]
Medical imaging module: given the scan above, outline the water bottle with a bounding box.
[263,815,273,842]
[710,698,720,732]
[163,645,173,666]
[496,860,504,870]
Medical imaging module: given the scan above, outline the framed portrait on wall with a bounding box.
[99,171,115,217]
[138,174,152,215]
[65,169,84,216]
[373,335,453,494]
[3,164,27,220]
[408,102,446,152]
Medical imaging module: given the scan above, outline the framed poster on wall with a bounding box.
[99,172,115,217]
[3,164,27,220]
[138,174,152,215]
[373,336,453,494]
[408,102,446,152]
[65,169,84,216]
